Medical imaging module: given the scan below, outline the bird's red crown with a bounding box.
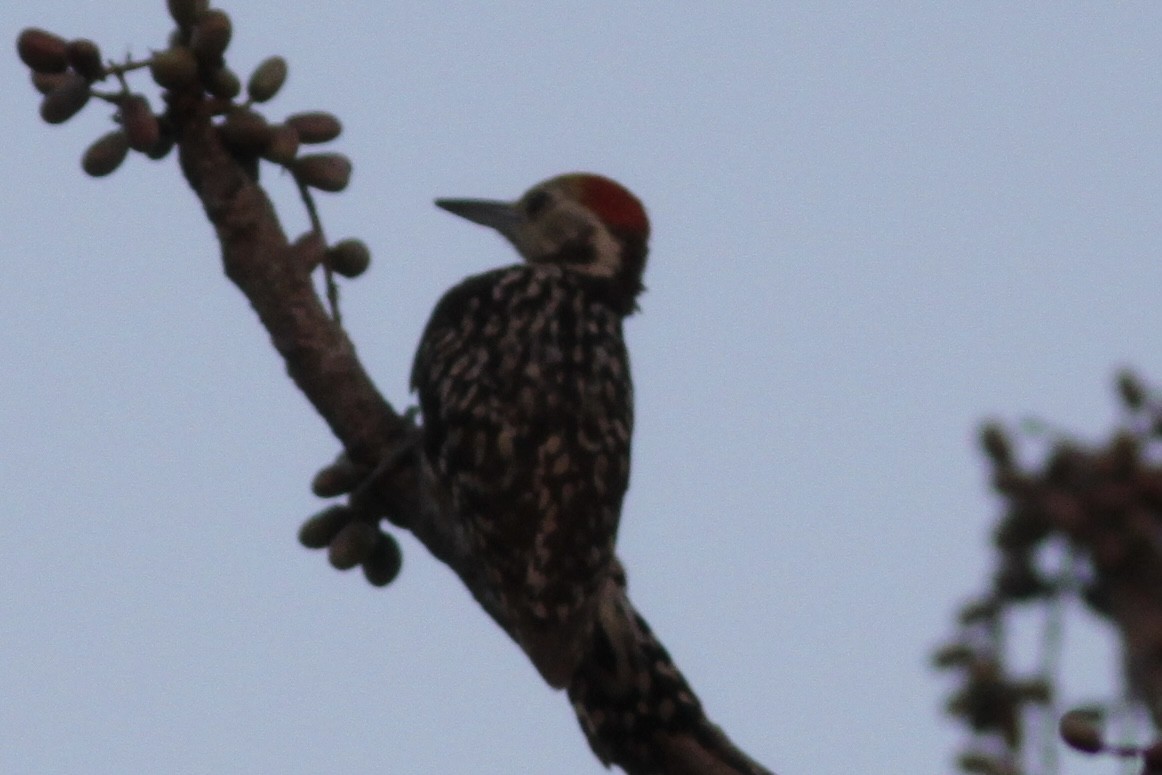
[562,173,650,238]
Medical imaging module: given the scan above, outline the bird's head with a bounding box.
[436,173,650,313]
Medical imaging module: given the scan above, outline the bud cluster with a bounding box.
[17,1,371,282]
[299,453,404,587]
[17,2,386,580]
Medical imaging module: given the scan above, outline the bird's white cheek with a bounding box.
[586,228,622,279]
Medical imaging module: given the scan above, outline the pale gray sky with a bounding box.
[4,3,1160,773]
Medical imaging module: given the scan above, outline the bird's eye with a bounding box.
[524,190,551,218]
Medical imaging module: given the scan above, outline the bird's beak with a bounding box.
[435,198,523,238]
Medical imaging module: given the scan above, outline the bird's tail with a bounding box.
[567,562,774,774]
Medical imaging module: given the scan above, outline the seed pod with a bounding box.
[39,72,90,124]
[30,70,68,95]
[299,505,354,549]
[293,153,351,192]
[146,123,176,161]
[65,38,103,81]
[119,95,160,153]
[327,239,371,278]
[1058,709,1103,754]
[247,55,287,103]
[205,66,241,100]
[149,46,199,90]
[285,111,341,144]
[17,28,68,74]
[81,130,130,177]
[328,520,378,570]
[262,124,300,165]
[362,534,403,587]
[310,453,365,498]
[167,0,208,28]
[190,9,232,64]
[221,107,272,153]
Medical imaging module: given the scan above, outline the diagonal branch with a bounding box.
[170,90,773,775]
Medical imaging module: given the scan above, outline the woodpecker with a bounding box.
[411,173,649,688]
